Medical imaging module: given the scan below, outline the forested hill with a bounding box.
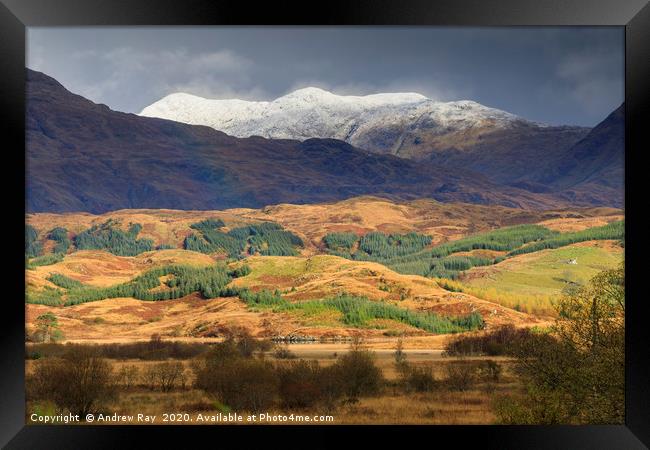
[27,69,577,214]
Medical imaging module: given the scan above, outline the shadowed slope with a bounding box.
[27,69,572,213]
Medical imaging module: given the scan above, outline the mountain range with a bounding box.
[140,87,623,206]
[26,69,623,213]
[139,89,585,178]
[139,87,525,153]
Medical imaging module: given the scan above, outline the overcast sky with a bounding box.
[27,27,623,126]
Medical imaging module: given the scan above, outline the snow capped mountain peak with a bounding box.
[280,86,335,100]
[139,88,526,149]
[160,92,204,102]
[275,87,429,107]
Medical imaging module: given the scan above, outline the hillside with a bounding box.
[25,196,623,253]
[25,198,623,342]
[140,86,587,170]
[27,69,567,214]
[539,104,624,206]
[141,86,624,203]
[454,240,623,315]
[26,251,543,342]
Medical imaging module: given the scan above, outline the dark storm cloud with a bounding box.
[27,27,623,126]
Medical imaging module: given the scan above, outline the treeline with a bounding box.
[444,324,549,356]
[190,218,226,231]
[359,232,432,258]
[185,221,303,258]
[26,333,504,418]
[428,255,503,279]
[193,336,384,412]
[26,286,63,306]
[221,286,483,334]
[25,225,43,258]
[47,273,86,290]
[322,232,358,251]
[26,222,152,260]
[62,263,251,306]
[322,222,623,280]
[26,253,64,269]
[27,334,386,415]
[323,295,483,334]
[48,227,71,254]
[74,220,153,256]
[357,225,549,259]
[28,337,210,360]
[507,220,624,256]
[322,227,541,278]
[273,293,484,334]
[323,231,432,259]
[25,226,71,266]
[428,224,556,256]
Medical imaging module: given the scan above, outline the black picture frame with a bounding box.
[1,1,648,448]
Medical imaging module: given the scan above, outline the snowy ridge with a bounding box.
[139,87,527,146]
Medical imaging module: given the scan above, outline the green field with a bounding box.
[444,243,623,315]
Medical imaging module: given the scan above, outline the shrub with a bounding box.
[273,346,297,359]
[116,365,140,389]
[235,331,273,357]
[27,349,115,416]
[404,365,437,392]
[27,338,210,360]
[393,340,437,392]
[26,351,42,360]
[492,385,569,425]
[329,341,383,400]
[194,357,278,412]
[32,312,64,342]
[144,361,186,392]
[444,360,477,391]
[277,360,323,409]
[478,360,502,383]
[496,265,625,424]
[444,325,544,356]
[393,338,408,375]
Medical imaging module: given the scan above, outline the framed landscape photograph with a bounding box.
[1,0,649,448]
